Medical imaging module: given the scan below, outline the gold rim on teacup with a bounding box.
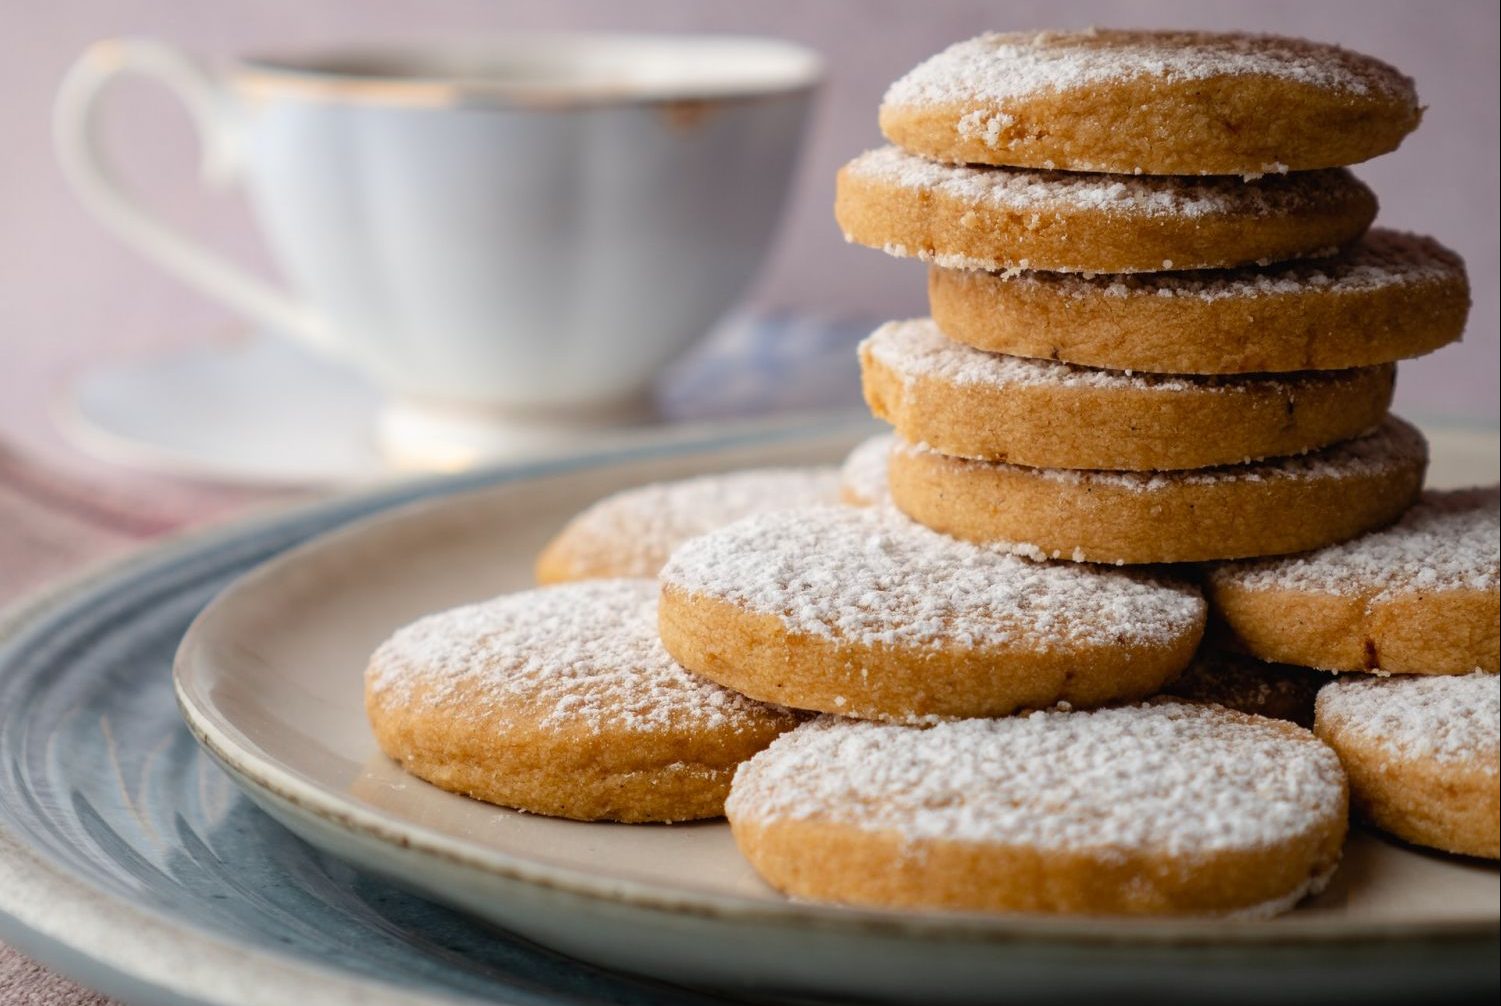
[232,34,825,108]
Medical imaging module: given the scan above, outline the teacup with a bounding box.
[55,35,821,466]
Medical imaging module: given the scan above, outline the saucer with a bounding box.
[59,334,388,487]
[56,315,872,489]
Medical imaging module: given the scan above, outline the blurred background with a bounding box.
[3,0,1497,436]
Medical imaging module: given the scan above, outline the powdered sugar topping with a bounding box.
[366,579,793,734]
[863,318,1380,395]
[840,433,894,506]
[1212,486,1499,601]
[882,29,1415,111]
[845,145,1365,221]
[998,230,1465,303]
[1317,672,1499,770]
[660,505,1204,649]
[728,703,1345,853]
[544,467,840,578]
[897,416,1426,493]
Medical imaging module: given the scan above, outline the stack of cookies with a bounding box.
[836,29,1471,565]
[365,29,1498,924]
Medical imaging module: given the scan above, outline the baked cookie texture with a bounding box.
[834,145,1377,274]
[1316,673,1499,859]
[365,579,797,822]
[535,467,840,584]
[878,30,1420,176]
[839,433,894,507]
[728,706,1348,915]
[1164,644,1325,727]
[928,229,1469,375]
[1209,487,1500,675]
[658,506,1205,722]
[861,318,1395,470]
[888,417,1427,565]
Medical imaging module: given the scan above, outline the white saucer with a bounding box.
[59,335,389,487]
[56,316,872,489]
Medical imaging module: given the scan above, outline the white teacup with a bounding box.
[55,35,821,466]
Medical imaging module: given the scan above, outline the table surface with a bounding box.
[1,429,299,1004]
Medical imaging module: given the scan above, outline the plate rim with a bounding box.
[172,426,1501,951]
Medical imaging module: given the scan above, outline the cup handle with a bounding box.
[54,39,341,357]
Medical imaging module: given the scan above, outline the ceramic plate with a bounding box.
[169,421,1500,1004]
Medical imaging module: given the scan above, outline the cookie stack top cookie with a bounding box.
[877,30,1420,175]
[835,27,1471,565]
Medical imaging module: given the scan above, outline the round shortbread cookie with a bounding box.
[658,506,1205,722]
[879,30,1420,176]
[535,467,841,584]
[1209,487,1500,675]
[888,417,1427,565]
[861,318,1395,470]
[839,433,894,507]
[365,579,798,823]
[1316,673,1499,859]
[1165,646,1324,727]
[928,229,1468,375]
[727,705,1347,916]
[834,145,1376,274]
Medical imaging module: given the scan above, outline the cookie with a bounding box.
[888,417,1427,565]
[1315,673,1499,859]
[535,467,840,583]
[928,230,1468,375]
[1165,645,1324,727]
[727,705,1347,916]
[839,433,894,507]
[834,146,1376,274]
[861,318,1395,470]
[879,30,1420,176]
[658,506,1205,722]
[1209,487,1500,675]
[365,579,798,822]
